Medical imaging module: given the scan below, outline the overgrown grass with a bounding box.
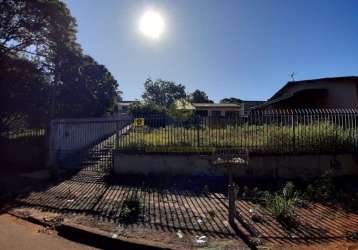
[1,128,45,139]
[264,182,300,224]
[119,122,356,153]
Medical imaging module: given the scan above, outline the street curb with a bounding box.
[7,211,173,250]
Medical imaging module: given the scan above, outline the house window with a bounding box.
[225,111,239,117]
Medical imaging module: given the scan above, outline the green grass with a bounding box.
[119,122,356,153]
[2,129,45,139]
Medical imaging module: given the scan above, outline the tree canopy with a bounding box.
[189,89,213,103]
[56,53,119,118]
[0,55,48,135]
[220,97,243,104]
[142,78,186,109]
[0,0,121,137]
[0,0,78,63]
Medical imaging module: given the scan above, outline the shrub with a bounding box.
[202,185,210,194]
[119,194,144,223]
[348,232,358,240]
[168,100,194,123]
[305,171,336,202]
[265,182,300,224]
[239,186,268,202]
[250,237,263,246]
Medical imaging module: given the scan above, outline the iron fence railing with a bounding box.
[50,109,358,170]
[1,128,45,139]
[118,109,358,154]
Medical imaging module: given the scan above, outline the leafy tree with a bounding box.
[0,0,121,123]
[220,97,243,104]
[142,79,186,108]
[189,89,213,103]
[0,0,47,59]
[0,0,78,63]
[0,55,48,135]
[128,102,166,117]
[168,100,194,122]
[56,52,119,118]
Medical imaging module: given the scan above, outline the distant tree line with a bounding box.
[129,78,213,116]
[0,0,121,137]
[220,97,243,104]
[130,78,244,118]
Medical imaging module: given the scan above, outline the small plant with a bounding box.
[347,231,358,240]
[305,171,336,202]
[249,205,263,223]
[208,209,216,218]
[250,236,263,246]
[202,184,210,194]
[265,182,300,225]
[119,194,144,223]
[240,186,266,202]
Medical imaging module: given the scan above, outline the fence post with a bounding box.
[46,119,59,179]
[116,121,119,149]
[292,112,295,152]
[197,116,200,147]
[227,166,236,225]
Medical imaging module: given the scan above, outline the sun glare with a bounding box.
[139,10,165,40]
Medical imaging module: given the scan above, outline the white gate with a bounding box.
[48,116,131,171]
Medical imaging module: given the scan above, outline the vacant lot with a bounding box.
[119,122,357,154]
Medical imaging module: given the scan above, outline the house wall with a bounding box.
[275,79,358,108]
[195,107,241,117]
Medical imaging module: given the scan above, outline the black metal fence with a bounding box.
[0,127,47,169]
[50,109,358,171]
[1,128,45,139]
[119,109,358,154]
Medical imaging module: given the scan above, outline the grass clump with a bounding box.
[119,194,144,224]
[265,182,300,225]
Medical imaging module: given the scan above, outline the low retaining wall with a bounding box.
[113,152,358,178]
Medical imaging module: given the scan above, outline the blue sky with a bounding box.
[65,0,358,102]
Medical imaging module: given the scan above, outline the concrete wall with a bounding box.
[113,152,358,178]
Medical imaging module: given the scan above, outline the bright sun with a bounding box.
[139,10,165,40]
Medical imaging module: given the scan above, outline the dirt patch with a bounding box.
[0,214,95,249]
[1,213,44,233]
[283,242,358,250]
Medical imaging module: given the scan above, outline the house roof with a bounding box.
[118,101,138,106]
[174,99,195,110]
[269,76,358,101]
[255,88,328,109]
[192,103,240,108]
